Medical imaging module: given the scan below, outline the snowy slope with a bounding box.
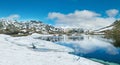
[5,35,73,52]
[0,34,103,65]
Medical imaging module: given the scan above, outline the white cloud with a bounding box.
[7,14,20,20]
[0,14,20,20]
[48,10,116,30]
[63,37,118,55]
[106,9,119,17]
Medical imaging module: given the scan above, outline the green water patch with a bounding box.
[90,58,120,65]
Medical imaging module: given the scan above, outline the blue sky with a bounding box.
[0,0,120,29]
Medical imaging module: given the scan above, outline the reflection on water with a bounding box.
[36,35,120,64]
[105,35,120,48]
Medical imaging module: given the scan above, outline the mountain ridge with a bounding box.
[0,19,63,35]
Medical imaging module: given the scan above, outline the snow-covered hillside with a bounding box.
[0,34,103,65]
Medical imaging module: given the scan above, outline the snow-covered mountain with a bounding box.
[0,19,63,35]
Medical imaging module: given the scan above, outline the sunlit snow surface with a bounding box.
[0,34,103,65]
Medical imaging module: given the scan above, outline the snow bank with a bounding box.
[31,33,53,38]
[5,35,73,52]
[0,34,103,65]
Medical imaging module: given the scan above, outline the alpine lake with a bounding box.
[36,34,120,65]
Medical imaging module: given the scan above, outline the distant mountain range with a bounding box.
[0,19,63,35]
